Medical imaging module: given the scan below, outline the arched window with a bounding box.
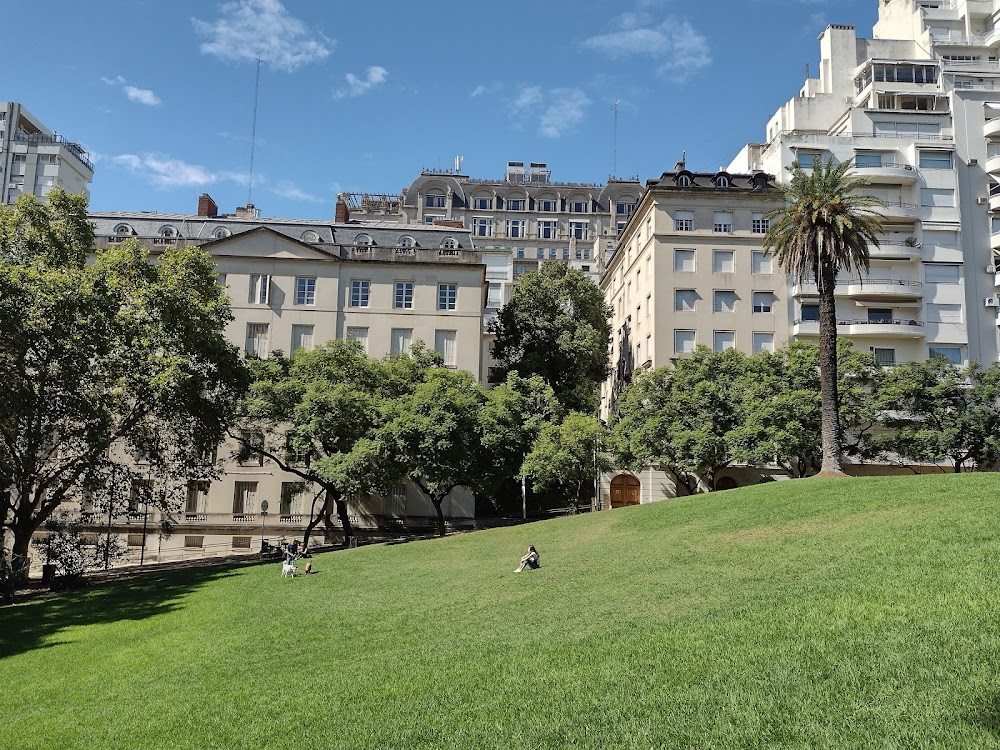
[159,225,179,238]
[441,237,458,249]
[354,233,374,246]
[716,175,730,188]
[399,235,416,248]
[213,227,230,239]
[677,175,691,187]
[114,223,132,236]
[301,230,320,243]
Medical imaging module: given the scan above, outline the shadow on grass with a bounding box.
[0,565,239,661]
[966,693,1000,736]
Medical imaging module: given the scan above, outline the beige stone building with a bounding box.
[79,197,485,564]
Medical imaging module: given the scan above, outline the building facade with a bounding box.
[729,4,1000,367]
[1,102,94,204]
[79,197,485,565]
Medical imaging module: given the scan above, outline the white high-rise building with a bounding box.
[0,102,94,205]
[729,1,1000,367]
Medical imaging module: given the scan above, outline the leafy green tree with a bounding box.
[521,413,612,512]
[612,347,747,494]
[0,191,247,578]
[32,511,128,587]
[729,341,883,477]
[236,341,441,546]
[873,358,1000,472]
[490,262,612,412]
[764,158,883,475]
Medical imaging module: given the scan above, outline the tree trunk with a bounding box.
[10,529,32,583]
[335,498,353,546]
[432,497,446,538]
[302,489,333,549]
[816,261,846,476]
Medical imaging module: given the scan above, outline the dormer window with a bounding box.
[714,174,730,188]
[301,230,320,243]
[159,225,178,238]
[213,227,231,240]
[399,235,416,248]
[114,223,132,236]
[355,233,374,246]
[677,174,691,187]
[751,172,770,190]
[441,237,458,249]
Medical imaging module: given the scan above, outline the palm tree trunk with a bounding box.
[817,260,846,476]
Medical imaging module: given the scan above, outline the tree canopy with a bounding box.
[489,262,612,413]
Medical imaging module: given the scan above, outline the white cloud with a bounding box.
[101,75,161,106]
[268,180,325,204]
[111,152,248,189]
[192,0,333,72]
[582,12,711,82]
[509,85,591,138]
[335,66,388,98]
[124,86,162,106]
[471,85,487,98]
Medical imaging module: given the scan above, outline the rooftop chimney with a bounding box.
[674,151,687,173]
[197,193,219,217]
[335,199,350,223]
[235,203,260,219]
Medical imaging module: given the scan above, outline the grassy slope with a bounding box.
[3,474,1000,749]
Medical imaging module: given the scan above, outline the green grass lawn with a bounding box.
[4,474,1000,749]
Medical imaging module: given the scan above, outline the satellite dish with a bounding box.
[260,500,269,513]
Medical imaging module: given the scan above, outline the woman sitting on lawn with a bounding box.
[515,545,539,572]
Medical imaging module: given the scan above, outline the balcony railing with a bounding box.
[11,132,95,171]
[794,318,924,327]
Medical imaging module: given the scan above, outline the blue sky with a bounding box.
[7,0,875,219]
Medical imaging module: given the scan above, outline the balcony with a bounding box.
[878,200,919,221]
[11,132,95,172]
[991,231,1000,251]
[853,162,918,184]
[987,154,1000,177]
[844,279,922,300]
[232,513,256,523]
[991,191,1000,212]
[869,240,921,260]
[791,281,818,297]
[792,318,925,338]
[792,319,820,336]
[985,119,1000,139]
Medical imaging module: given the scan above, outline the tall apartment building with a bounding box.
[79,196,485,565]
[0,102,94,204]
[729,2,1000,367]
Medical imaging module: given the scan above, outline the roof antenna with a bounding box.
[611,98,621,178]
[248,54,262,206]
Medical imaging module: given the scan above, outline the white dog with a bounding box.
[281,562,296,578]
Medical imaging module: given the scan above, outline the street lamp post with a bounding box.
[260,500,269,553]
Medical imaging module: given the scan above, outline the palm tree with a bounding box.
[764,157,884,476]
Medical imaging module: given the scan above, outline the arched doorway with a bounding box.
[716,476,739,491]
[609,474,641,508]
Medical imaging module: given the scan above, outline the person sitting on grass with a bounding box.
[515,545,539,572]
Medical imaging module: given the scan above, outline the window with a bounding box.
[537,198,557,212]
[569,200,589,213]
[214,227,230,239]
[674,211,694,232]
[674,249,695,272]
[441,237,458,250]
[854,152,884,168]
[795,149,828,168]
[752,332,774,354]
[617,200,637,215]
[674,330,696,354]
[232,536,252,550]
[245,323,269,358]
[713,212,734,233]
[873,347,896,367]
[924,264,961,283]
[487,282,503,308]
[280,482,302,517]
[290,324,314,354]
[249,274,270,304]
[752,292,774,313]
[506,198,526,211]
[714,331,736,352]
[751,251,772,274]
[346,327,369,352]
[435,330,457,367]
[354,233,374,246]
[472,218,493,237]
[716,175,730,188]
[301,230,320,243]
[394,281,414,309]
[569,221,588,240]
[927,303,962,323]
[424,215,443,225]
[184,536,205,549]
[390,328,412,356]
[473,197,492,210]
[538,220,558,239]
[677,175,691,187]
[350,280,370,307]
[874,121,941,138]
[113,223,133,237]
[127,533,144,548]
[516,248,526,259]
[425,193,446,208]
[928,345,962,364]
[675,290,697,311]
[646,294,651,318]
[237,430,264,466]
[712,250,735,274]
[295,277,316,306]
[159,225,179,239]
[438,283,457,310]
[506,220,524,238]
[562,247,571,260]
[800,304,820,321]
[185,481,209,515]
[398,235,415,248]
[714,291,736,313]
[868,308,893,323]
[233,482,258,515]
[921,188,955,207]
[751,214,770,234]
[646,256,651,278]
